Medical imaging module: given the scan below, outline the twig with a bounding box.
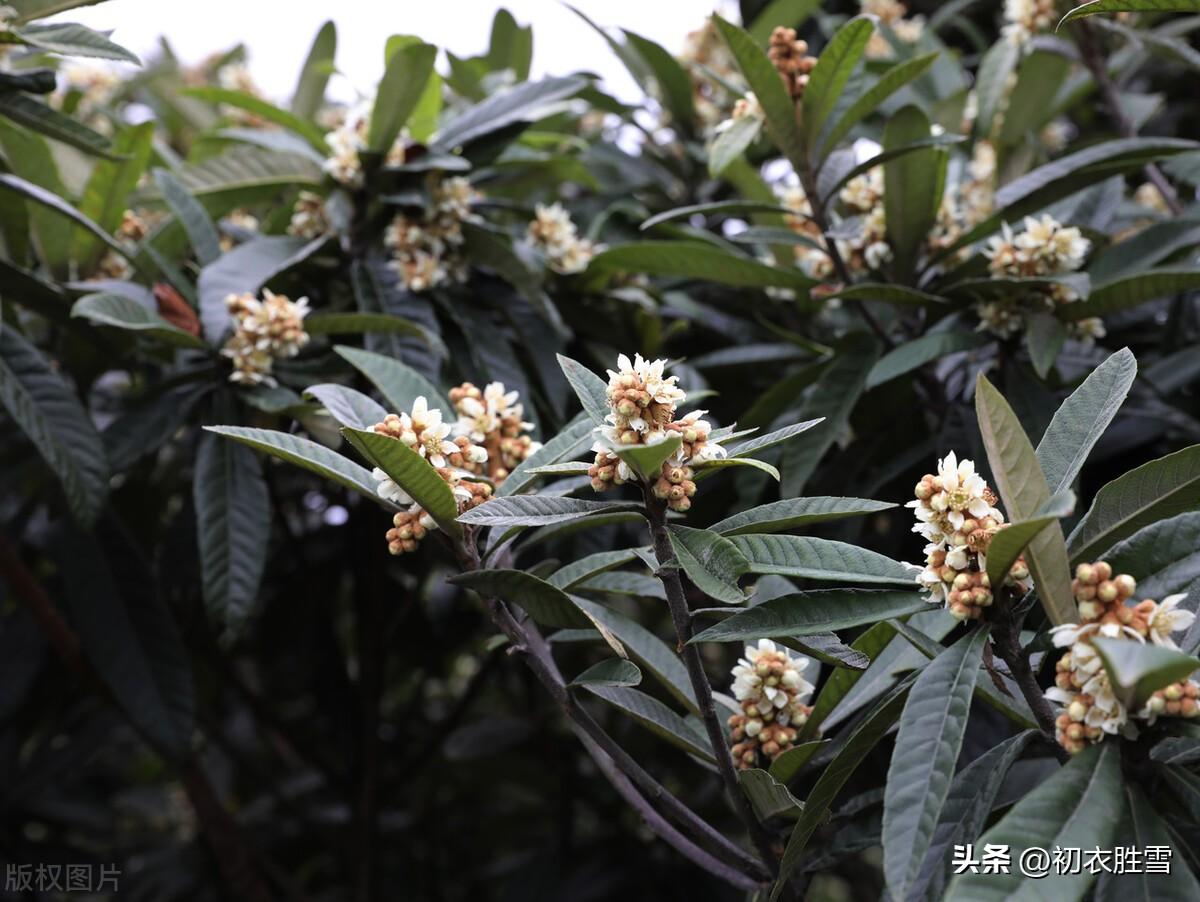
[640,493,784,883]
[1074,20,1184,216]
[989,591,1068,763]
[456,539,769,886]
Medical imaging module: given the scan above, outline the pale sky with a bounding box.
[53,0,739,104]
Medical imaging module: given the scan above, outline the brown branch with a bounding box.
[456,538,769,887]
[988,592,1068,764]
[1074,20,1184,216]
[640,495,784,883]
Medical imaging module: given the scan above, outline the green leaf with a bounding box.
[582,684,714,761]
[975,373,1075,625]
[13,21,139,63]
[588,241,816,290]
[712,14,805,171]
[623,30,695,131]
[867,332,991,390]
[57,527,193,762]
[711,496,896,535]
[555,353,610,427]
[709,115,763,177]
[434,74,588,149]
[946,744,1123,902]
[732,534,918,587]
[1067,444,1200,562]
[450,569,590,629]
[820,51,939,155]
[498,413,594,497]
[690,590,929,643]
[369,41,437,153]
[883,627,990,902]
[175,145,323,197]
[306,312,444,353]
[572,596,698,712]
[913,731,1038,901]
[569,659,642,688]
[153,168,221,266]
[71,292,205,348]
[786,632,870,670]
[767,739,827,783]
[197,235,322,343]
[724,419,823,459]
[739,769,803,821]
[819,135,966,204]
[829,283,946,307]
[291,20,337,119]
[883,104,945,282]
[1059,0,1200,28]
[693,456,781,482]
[802,16,874,154]
[1150,735,1200,766]
[800,620,898,740]
[781,334,879,496]
[1095,784,1200,902]
[1026,311,1067,379]
[9,0,108,24]
[1036,348,1137,495]
[303,384,388,430]
[193,431,268,629]
[1092,637,1200,709]
[182,87,327,150]
[610,434,682,482]
[1062,267,1200,320]
[640,201,795,231]
[342,427,461,539]
[0,90,116,157]
[548,549,641,590]
[487,9,532,80]
[747,0,822,44]
[203,426,380,501]
[0,328,108,526]
[939,138,1200,259]
[774,677,915,897]
[986,490,1076,588]
[1105,511,1200,600]
[974,36,1020,136]
[0,68,57,93]
[72,121,154,270]
[334,345,448,414]
[667,525,749,604]
[458,496,641,528]
[0,170,125,264]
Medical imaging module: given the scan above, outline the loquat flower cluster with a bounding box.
[94,209,156,280]
[979,214,1103,343]
[1046,562,1197,754]
[220,289,311,386]
[527,203,603,274]
[768,27,818,101]
[679,20,740,131]
[860,0,926,59]
[588,354,725,512]
[371,384,539,554]
[384,177,482,292]
[449,382,542,486]
[1003,0,1059,45]
[727,640,814,770]
[287,191,331,240]
[907,452,1025,620]
[322,99,408,190]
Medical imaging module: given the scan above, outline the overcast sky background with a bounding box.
[52,1,740,103]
